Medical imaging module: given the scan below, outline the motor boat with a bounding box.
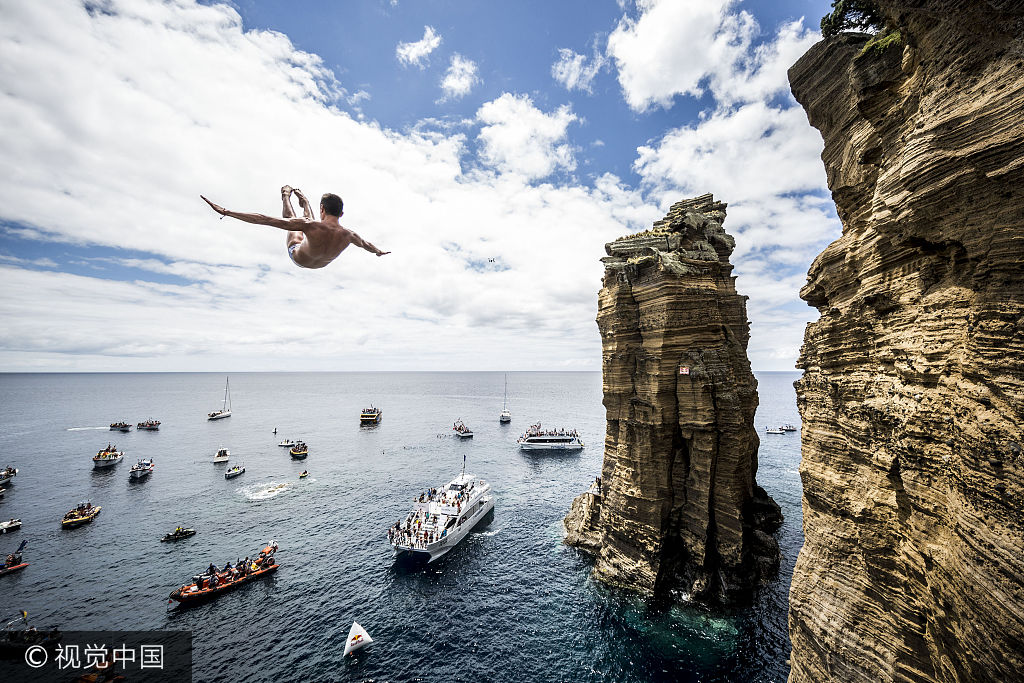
[277,440,296,448]
[0,519,21,534]
[289,442,308,459]
[389,471,494,563]
[168,541,278,605]
[62,502,101,529]
[212,448,230,463]
[137,418,161,431]
[0,467,16,486]
[161,527,196,542]
[93,446,124,468]
[765,426,785,434]
[129,458,155,478]
[225,464,245,480]
[109,422,131,432]
[453,420,473,439]
[360,406,382,424]
[516,423,584,451]
[781,423,798,432]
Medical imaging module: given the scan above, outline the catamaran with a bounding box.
[388,465,494,563]
[516,423,584,451]
[208,377,232,420]
[499,374,511,424]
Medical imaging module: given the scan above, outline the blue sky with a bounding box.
[0,0,839,372]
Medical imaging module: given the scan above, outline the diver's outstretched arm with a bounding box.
[345,228,390,257]
[201,196,308,231]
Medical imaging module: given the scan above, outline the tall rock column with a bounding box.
[564,194,782,603]
[787,3,1024,682]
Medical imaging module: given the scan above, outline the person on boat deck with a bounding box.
[207,562,217,575]
[201,187,390,269]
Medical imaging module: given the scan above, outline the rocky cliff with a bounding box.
[563,194,782,603]
[787,3,1024,682]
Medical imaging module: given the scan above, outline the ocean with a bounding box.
[0,371,802,682]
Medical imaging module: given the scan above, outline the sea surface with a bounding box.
[0,371,802,682]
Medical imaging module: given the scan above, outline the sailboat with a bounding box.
[343,621,373,656]
[499,373,511,424]
[208,377,232,420]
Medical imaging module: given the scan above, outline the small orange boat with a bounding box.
[168,541,279,605]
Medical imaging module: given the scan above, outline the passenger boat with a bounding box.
[499,374,511,424]
[289,442,308,459]
[1,541,28,577]
[344,622,373,656]
[161,527,196,542]
[62,502,101,529]
[0,466,16,486]
[93,446,124,468]
[212,447,230,463]
[207,376,232,420]
[168,541,279,605]
[453,419,473,439]
[780,423,798,432]
[277,440,296,448]
[137,418,161,431]
[225,464,245,479]
[360,406,382,424]
[109,421,131,432]
[129,458,155,478]
[516,423,584,451]
[388,470,494,563]
[765,426,785,434]
[0,519,21,534]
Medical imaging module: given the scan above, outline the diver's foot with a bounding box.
[281,185,294,196]
[293,188,307,203]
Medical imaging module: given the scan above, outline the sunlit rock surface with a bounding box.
[787,3,1024,681]
[564,194,782,604]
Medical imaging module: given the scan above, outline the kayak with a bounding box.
[168,562,279,604]
[0,562,27,577]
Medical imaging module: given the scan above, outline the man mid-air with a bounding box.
[201,186,389,269]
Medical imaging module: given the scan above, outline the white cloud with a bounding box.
[396,25,441,68]
[551,47,606,93]
[439,53,480,101]
[476,94,578,180]
[0,0,659,372]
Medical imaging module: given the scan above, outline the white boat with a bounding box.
[277,440,296,448]
[129,458,154,478]
[388,471,494,563]
[0,467,16,486]
[499,374,511,424]
[516,423,584,451]
[781,423,798,432]
[0,518,20,534]
[453,419,473,439]
[765,426,785,434]
[225,464,245,479]
[207,377,232,420]
[344,621,373,656]
[212,448,230,463]
[93,446,124,468]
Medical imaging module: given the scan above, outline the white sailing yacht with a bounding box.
[499,374,511,424]
[208,376,232,420]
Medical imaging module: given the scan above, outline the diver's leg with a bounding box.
[282,186,303,250]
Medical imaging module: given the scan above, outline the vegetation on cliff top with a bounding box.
[820,0,885,37]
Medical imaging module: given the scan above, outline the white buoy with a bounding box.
[344,621,373,656]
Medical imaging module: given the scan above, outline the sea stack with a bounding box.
[563,194,782,603]
[787,3,1024,682]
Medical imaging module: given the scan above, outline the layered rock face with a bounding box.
[563,194,782,603]
[788,4,1024,682]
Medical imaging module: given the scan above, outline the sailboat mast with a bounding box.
[503,373,507,410]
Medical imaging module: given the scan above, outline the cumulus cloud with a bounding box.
[476,94,578,180]
[551,46,606,93]
[0,0,660,372]
[439,53,480,101]
[396,25,442,68]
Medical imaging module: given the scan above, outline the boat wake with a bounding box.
[476,529,501,537]
[239,481,293,501]
[67,426,109,431]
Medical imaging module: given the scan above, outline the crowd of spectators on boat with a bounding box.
[524,424,580,438]
[188,542,277,592]
[389,484,479,549]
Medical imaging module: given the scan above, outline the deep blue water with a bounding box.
[0,371,802,682]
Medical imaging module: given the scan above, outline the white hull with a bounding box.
[455,432,474,439]
[129,468,152,478]
[93,455,123,468]
[518,442,583,451]
[212,456,230,463]
[208,411,231,421]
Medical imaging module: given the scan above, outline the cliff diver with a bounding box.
[201,186,390,269]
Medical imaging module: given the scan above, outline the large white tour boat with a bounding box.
[388,471,493,563]
[516,423,584,451]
